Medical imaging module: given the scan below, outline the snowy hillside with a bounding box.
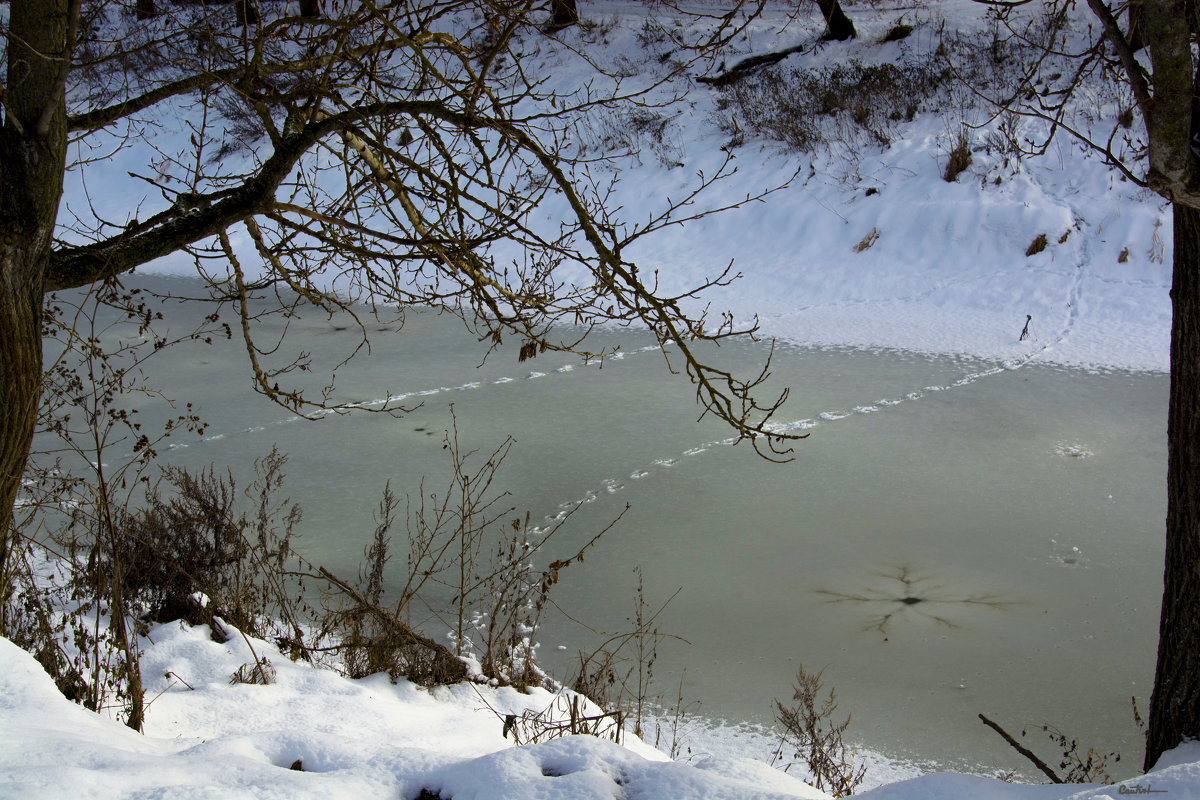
[85,0,1172,373]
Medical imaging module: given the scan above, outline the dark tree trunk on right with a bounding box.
[1146,200,1200,770]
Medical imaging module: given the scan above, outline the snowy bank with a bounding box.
[2,624,1198,799]
[0,624,827,800]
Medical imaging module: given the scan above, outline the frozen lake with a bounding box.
[47,275,1166,778]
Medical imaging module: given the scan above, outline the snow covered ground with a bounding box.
[2,621,1198,799]
[4,0,1189,796]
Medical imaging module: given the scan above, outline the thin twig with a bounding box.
[979,713,1064,783]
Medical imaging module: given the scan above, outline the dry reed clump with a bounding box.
[712,60,940,152]
[91,448,309,649]
[772,665,867,798]
[314,412,624,689]
[944,127,973,182]
[1026,233,1049,256]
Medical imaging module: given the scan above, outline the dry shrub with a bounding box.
[112,467,246,627]
[16,405,627,704]
[984,111,1025,169]
[1036,724,1120,783]
[944,127,972,182]
[318,414,621,689]
[4,448,310,726]
[98,448,306,645]
[502,693,626,746]
[1026,233,1049,256]
[985,701,1143,784]
[316,490,471,687]
[569,571,683,740]
[3,552,93,704]
[488,576,687,752]
[773,665,867,798]
[582,106,685,167]
[714,60,941,152]
[230,658,276,685]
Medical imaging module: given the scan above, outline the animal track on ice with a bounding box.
[1054,441,1094,459]
[139,326,1063,550]
[537,347,1051,527]
[133,343,667,460]
[1049,538,1088,567]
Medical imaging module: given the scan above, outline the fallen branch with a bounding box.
[979,713,1064,783]
[317,566,468,684]
[696,44,807,86]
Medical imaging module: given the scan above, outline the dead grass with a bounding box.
[944,127,972,182]
[772,665,867,798]
[853,228,880,252]
[713,60,939,153]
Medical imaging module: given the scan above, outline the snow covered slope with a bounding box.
[2,624,1198,799]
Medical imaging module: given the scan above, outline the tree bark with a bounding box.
[0,252,45,620]
[815,0,856,41]
[1146,200,1200,770]
[1142,0,1197,199]
[0,0,70,617]
[547,0,578,32]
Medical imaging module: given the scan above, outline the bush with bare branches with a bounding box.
[772,665,867,798]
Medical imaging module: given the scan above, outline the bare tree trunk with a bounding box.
[0,0,71,617]
[0,251,44,619]
[815,0,856,41]
[1146,200,1200,770]
[547,0,578,32]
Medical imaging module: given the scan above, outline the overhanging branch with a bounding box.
[47,100,462,291]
